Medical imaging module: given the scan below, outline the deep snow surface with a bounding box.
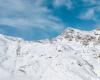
[0,28,100,80]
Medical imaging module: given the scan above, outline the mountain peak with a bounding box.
[57,28,100,46]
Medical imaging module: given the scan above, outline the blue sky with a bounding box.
[0,0,100,40]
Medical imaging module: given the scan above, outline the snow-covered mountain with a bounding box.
[0,28,100,80]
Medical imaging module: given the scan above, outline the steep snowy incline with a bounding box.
[0,28,100,80]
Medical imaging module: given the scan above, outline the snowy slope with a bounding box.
[0,28,100,80]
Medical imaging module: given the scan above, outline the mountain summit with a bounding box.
[0,28,100,80]
[57,28,100,45]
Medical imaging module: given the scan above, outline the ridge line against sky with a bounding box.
[0,0,100,40]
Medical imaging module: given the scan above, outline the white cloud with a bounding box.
[0,15,65,32]
[53,0,73,10]
[79,0,100,28]
[82,0,96,5]
[79,8,95,20]
[0,0,65,32]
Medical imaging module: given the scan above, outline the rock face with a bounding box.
[0,28,100,80]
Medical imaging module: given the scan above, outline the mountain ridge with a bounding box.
[1,27,100,43]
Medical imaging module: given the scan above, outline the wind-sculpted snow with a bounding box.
[0,28,100,80]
